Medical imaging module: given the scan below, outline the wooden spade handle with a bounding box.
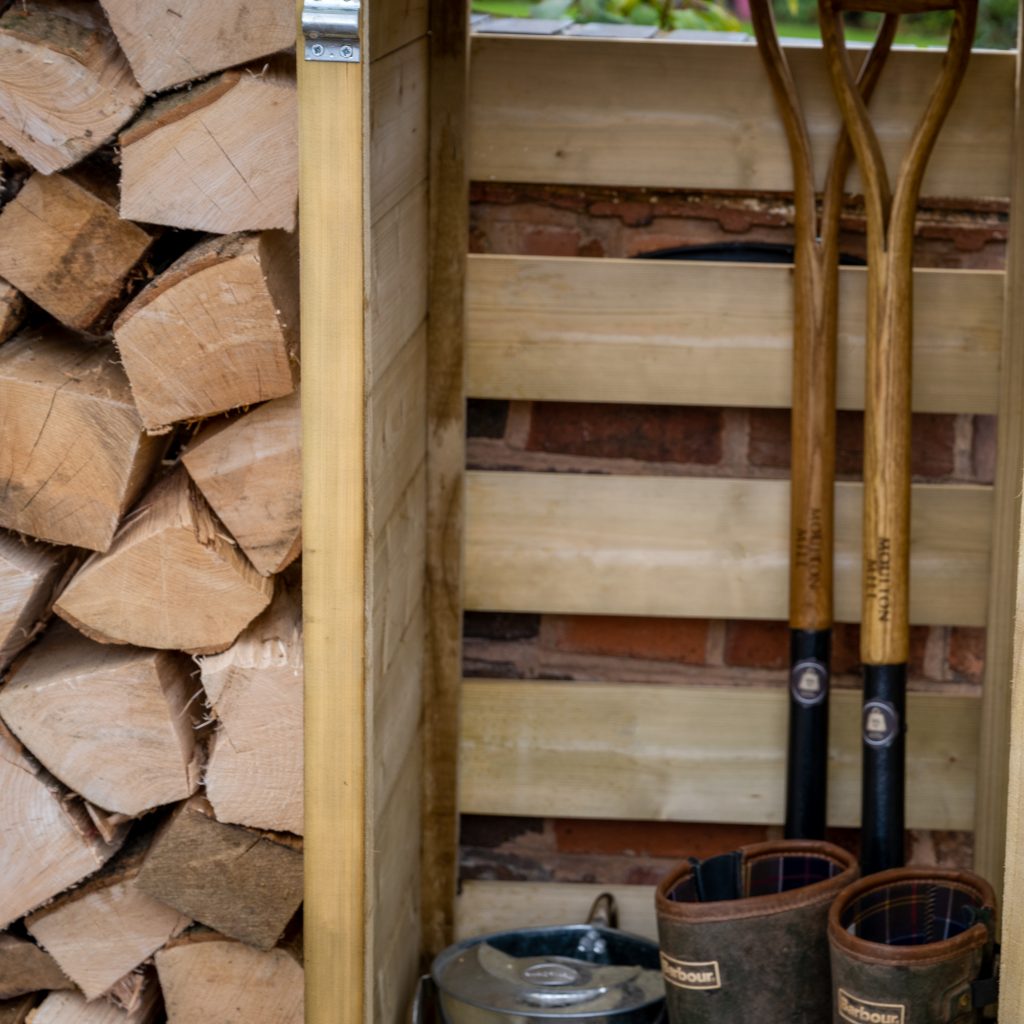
[750,0,896,633]
[818,0,977,665]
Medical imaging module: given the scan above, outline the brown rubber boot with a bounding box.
[655,839,858,1024]
[829,868,998,1024]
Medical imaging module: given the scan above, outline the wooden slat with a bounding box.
[422,0,470,959]
[469,36,1012,198]
[975,25,1024,906]
[457,880,658,942]
[460,680,979,830]
[465,472,991,626]
[466,256,1003,413]
[297,33,365,1024]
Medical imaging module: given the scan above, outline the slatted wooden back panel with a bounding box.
[453,31,1019,939]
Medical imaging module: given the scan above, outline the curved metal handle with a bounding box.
[585,892,618,929]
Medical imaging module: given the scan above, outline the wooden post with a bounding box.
[422,0,469,959]
[977,7,1024,901]
[297,6,366,1024]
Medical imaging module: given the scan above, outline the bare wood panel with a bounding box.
[370,39,429,225]
[460,680,978,830]
[466,256,1002,413]
[465,472,991,625]
[370,0,428,61]
[469,37,1012,197]
[458,881,658,942]
[297,37,365,1024]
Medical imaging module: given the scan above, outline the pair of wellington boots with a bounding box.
[655,841,997,1024]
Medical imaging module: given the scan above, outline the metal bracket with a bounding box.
[302,0,360,63]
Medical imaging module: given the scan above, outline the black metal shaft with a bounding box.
[784,628,830,840]
[861,663,907,874]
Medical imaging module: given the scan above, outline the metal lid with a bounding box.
[434,932,664,1018]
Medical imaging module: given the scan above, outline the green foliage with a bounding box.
[471,0,743,32]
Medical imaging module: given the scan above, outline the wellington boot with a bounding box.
[829,868,998,1024]
[655,839,858,1024]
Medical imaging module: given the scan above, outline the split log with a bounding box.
[136,796,303,950]
[0,2,143,174]
[0,532,73,671]
[0,172,153,333]
[200,582,303,835]
[182,393,301,574]
[29,978,159,1024]
[0,935,72,1000]
[120,67,298,234]
[0,997,36,1024]
[0,728,126,929]
[0,331,165,552]
[54,469,273,654]
[0,281,25,344]
[0,623,200,817]
[156,935,302,1024]
[98,0,295,94]
[114,233,298,430]
[26,843,190,1000]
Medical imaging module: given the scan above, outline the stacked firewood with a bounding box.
[0,4,303,1023]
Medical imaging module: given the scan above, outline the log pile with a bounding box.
[0,5,303,1021]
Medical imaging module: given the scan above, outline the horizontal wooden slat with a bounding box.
[465,472,991,625]
[469,37,1012,198]
[466,256,1003,413]
[457,881,659,942]
[460,680,979,830]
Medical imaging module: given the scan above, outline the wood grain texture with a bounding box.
[0,995,37,1024]
[114,232,298,430]
[0,935,72,1000]
[135,796,302,950]
[0,729,124,929]
[0,624,199,816]
[29,983,158,1024]
[465,257,1002,413]
[468,36,1011,197]
[457,881,658,942]
[156,938,303,1024]
[120,67,297,233]
[98,0,294,93]
[200,580,303,835]
[0,281,25,344]
[183,393,301,576]
[26,863,190,1000]
[422,0,469,958]
[465,472,991,625]
[297,29,365,1024]
[55,469,273,654]
[0,2,143,174]
[0,331,164,552]
[974,10,1024,903]
[460,680,978,829]
[0,172,152,333]
[0,532,71,671]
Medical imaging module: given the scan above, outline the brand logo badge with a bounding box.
[659,954,721,991]
[791,659,828,707]
[863,699,899,748]
[838,989,906,1024]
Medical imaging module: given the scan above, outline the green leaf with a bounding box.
[471,0,535,15]
[532,0,575,15]
[629,1,660,23]
[576,0,629,21]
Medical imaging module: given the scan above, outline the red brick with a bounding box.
[832,622,862,675]
[972,415,996,484]
[908,625,933,678]
[521,225,582,257]
[553,819,768,859]
[724,620,788,670]
[545,615,709,664]
[526,402,722,465]
[949,626,986,685]
[748,408,791,469]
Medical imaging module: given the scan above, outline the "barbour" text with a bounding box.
[659,954,721,991]
[838,989,906,1024]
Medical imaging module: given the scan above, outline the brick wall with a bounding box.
[461,182,1006,885]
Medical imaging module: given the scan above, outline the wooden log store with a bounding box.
[2,1,1024,1022]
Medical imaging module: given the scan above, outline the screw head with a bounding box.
[311,42,325,56]
[340,44,354,58]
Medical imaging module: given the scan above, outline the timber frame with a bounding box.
[299,5,1024,1021]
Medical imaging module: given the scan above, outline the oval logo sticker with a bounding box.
[791,660,828,707]
[863,699,899,748]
